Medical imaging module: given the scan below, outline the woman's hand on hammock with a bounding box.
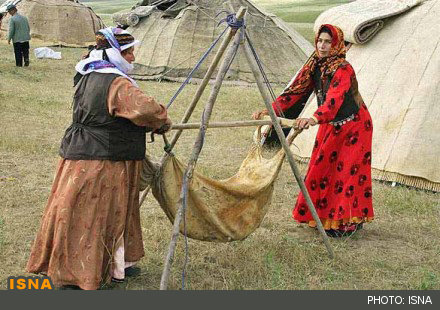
[296,117,317,130]
[153,118,173,134]
[252,109,269,120]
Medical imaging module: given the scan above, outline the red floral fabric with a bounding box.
[293,99,374,227]
[271,25,374,229]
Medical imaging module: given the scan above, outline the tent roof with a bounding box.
[293,0,440,191]
[127,0,314,85]
[1,0,105,47]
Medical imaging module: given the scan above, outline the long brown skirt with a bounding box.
[26,159,145,290]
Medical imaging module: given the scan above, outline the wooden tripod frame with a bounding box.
[139,6,334,290]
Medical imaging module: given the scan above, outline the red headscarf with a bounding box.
[283,24,347,95]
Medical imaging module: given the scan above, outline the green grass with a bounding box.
[82,0,138,26]
[0,39,439,290]
[83,0,138,13]
[83,0,138,15]
[253,0,353,42]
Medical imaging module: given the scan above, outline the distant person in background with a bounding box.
[6,4,31,67]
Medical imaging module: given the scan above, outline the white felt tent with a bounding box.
[293,0,440,191]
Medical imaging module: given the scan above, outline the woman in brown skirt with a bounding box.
[26,27,172,289]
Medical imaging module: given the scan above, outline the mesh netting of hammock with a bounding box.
[140,130,298,242]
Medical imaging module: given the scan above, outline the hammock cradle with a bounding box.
[140,130,298,242]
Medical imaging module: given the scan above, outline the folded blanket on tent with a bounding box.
[113,6,156,26]
[314,0,423,44]
[113,0,191,26]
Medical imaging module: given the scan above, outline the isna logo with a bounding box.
[8,276,54,290]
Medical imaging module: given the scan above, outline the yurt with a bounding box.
[116,0,314,85]
[1,0,105,47]
[292,0,440,191]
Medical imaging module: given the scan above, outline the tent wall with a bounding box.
[292,0,440,191]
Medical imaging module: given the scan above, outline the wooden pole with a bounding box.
[241,27,334,259]
[159,7,247,290]
[170,118,296,130]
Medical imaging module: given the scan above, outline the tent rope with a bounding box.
[166,13,243,110]
[244,30,285,118]
[166,27,227,109]
[216,11,245,29]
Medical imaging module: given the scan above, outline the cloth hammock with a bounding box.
[139,130,298,242]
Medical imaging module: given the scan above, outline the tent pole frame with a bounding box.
[142,5,334,290]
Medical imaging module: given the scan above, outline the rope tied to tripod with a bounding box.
[217,12,245,30]
[167,13,245,110]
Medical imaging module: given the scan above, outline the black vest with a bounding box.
[59,72,147,161]
[313,65,360,123]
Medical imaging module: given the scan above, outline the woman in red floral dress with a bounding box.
[253,24,374,237]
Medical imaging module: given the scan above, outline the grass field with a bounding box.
[82,0,139,26]
[1,33,440,290]
[253,0,352,41]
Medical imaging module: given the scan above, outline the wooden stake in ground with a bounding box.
[159,7,247,290]
[241,26,334,259]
